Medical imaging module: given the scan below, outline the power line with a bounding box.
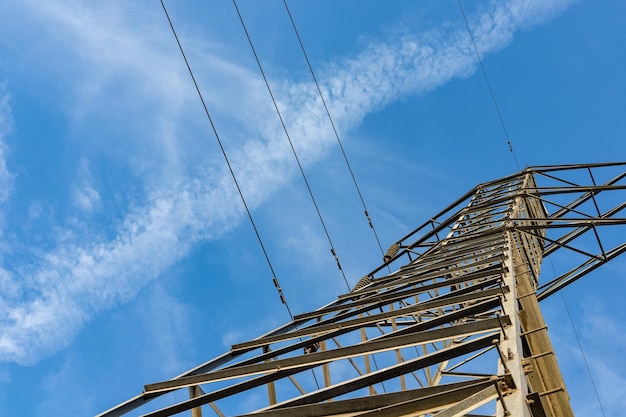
[282,0,388,265]
[547,257,606,417]
[159,0,293,320]
[457,0,521,170]
[560,290,607,417]
[460,0,602,409]
[282,1,390,383]
[232,0,350,291]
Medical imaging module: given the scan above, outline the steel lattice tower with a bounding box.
[99,162,626,417]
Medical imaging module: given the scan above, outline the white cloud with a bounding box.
[0,0,575,365]
[73,185,100,212]
[72,160,101,212]
[0,89,13,207]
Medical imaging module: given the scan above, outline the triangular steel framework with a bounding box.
[98,162,626,417]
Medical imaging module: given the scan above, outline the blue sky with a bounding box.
[0,0,625,416]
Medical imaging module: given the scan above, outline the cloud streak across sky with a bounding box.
[0,0,574,365]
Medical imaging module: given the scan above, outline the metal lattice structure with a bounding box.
[99,162,626,417]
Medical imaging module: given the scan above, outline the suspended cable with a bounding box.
[232,0,350,290]
[282,0,388,266]
[159,0,293,320]
[457,0,521,170]
[559,291,607,417]
[547,257,606,416]
[282,2,391,381]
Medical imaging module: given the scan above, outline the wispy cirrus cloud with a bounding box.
[0,89,13,207]
[0,0,574,365]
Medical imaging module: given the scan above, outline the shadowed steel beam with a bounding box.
[431,385,498,417]
[233,288,505,351]
[145,317,510,394]
[232,379,496,417]
[142,334,500,417]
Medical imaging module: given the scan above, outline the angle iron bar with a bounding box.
[453,218,509,236]
[538,242,626,300]
[340,259,504,302]
[430,384,498,417]
[523,193,598,220]
[97,349,255,417]
[516,228,604,262]
[367,254,503,294]
[234,289,505,352]
[351,383,499,417]
[96,394,153,417]
[513,218,626,227]
[429,227,508,252]
[394,249,502,279]
[423,231,506,254]
[143,334,502,417]
[378,192,518,275]
[464,201,512,217]
[591,223,608,261]
[440,371,498,379]
[337,269,503,311]
[260,332,501,411]
[323,272,488,320]
[145,317,510,394]
[586,166,607,219]
[330,257,503,305]
[424,242,506,263]
[474,181,523,201]
[468,197,515,213]
[228,299,504,376]
[443,345,497,373]
[98,323,312,417]
[365,297,503,341]
[231,379,496,417]
[519,243,539,284]
[395,185,481,245]
[141,364,319,417]
[207,402,224,417]
[544,200,626,256]
[529,161,626,173]
[540,172,626,220]
[462,192,521,213]
[455,219,507,237]
[538,255,600,297]
[392,241,505,279]
[330,337,370,378]
[378,220,503,279]
[432,232,507,255]
[393,162,624,278]
[532,170,582,188]
[344,255,497,298]
[292,275,504,324]
[461,202,513,221]
[540,167,626,187]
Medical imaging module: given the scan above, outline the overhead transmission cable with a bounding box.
[282,0,388,265]
[458,5,606,414]
[560,291,607,417]
[232,0,350,291]
[159,0,293,320]
[547,258,607,417]
[457,0,520,170]
[282,0,389,392]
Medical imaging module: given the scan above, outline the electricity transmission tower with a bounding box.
[99,162,626,417]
